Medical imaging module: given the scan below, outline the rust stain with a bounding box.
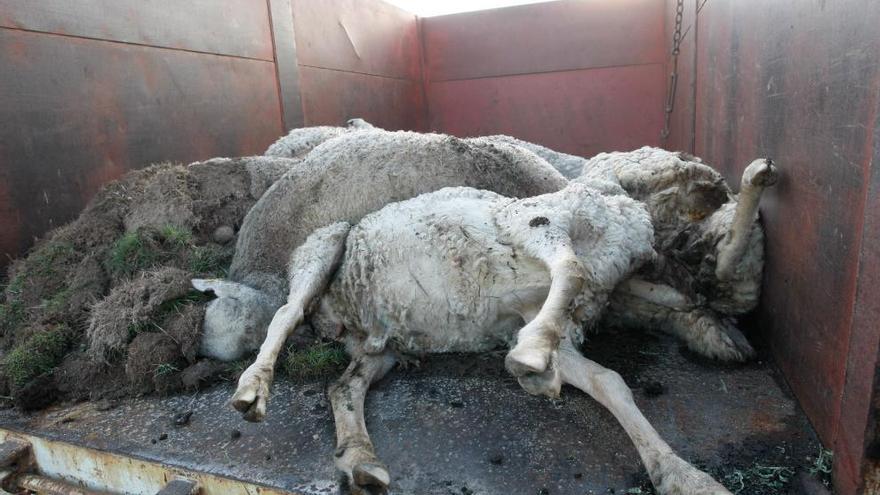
[0,429,300,495]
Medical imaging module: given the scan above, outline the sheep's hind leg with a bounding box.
[231,222,350,422]
[611,282,755,362]
[329,352,397,494]
[557,340,731,495]
[662,308,754,362]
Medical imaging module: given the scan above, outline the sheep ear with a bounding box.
[192,278,248,298]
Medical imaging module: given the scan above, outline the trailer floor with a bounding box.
[0,327,824,495]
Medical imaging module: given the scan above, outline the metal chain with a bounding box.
[660,0,684,140]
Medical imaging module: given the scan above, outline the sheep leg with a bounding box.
[557,340,732,495]
[616,278,692,311]
[231,223,350,422]
[329,352,397,494]
[608,286,755,362]
[661,308,754,361]
[716,158,778,280]
[505,242,586,377]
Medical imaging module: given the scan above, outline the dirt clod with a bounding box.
[642,381,667,398]
[173,410,193,427]
[1,158,289,408]
[125,332,184,395]
[181,360,223,391]
[212,226,236,244]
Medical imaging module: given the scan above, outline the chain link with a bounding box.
[661,0,685,140]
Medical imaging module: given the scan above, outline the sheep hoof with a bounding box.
[505,345,550,377]
[517,365,562,398]
[352,462,390,494]
[699,320,755,362]
[651,453,732,495]
[743,158,779,188]
[231,363,273,422]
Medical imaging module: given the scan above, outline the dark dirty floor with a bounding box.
[0,327,826,495]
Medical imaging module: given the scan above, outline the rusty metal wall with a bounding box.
[290,0,426,131]
[664,0,880,492]
[0,0,299,269]
[422,0,667,158]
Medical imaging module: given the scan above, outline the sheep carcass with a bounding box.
[197,126,776,368]
[231,182,735,495]
[196,129,567,360]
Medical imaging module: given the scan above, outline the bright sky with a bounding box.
[384,0,558,17]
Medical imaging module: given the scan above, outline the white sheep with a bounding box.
[195,129,567,360]
[265,121,585,179]
[198,125,776,367]
[579,148,778,360]
[230,181,735,495]
[263,118,373,158]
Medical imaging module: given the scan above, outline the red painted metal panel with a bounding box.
[291,0,421,80]
[0,0,274,60]
[836,108,880,494]
[298,65,425,131]
[422,0,665,82]
[691,1,880,492]
[0,29,283,267]
[427,64,665,158]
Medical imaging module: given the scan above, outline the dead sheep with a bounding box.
[229,181,735,495]
[201,124,776,369]
[195,129,568,360]
[578,148,778,360]
[266,120,585,179]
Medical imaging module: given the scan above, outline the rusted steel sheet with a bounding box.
[427,64,665,158]
[299,65,426,131]
[0,28,283,268]
[0,430,298,494]
[0,0,273,60]
[291,0,421,80]
[422,0,665,82]
[837,110,880,494]
[268,0,305,130]
[691,0,880,493]
[16,474,110,495]
[0,178,21,271]
[660,0,697,153]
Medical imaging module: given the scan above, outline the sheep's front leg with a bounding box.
[557,340,732,495]
[505,240,586,377]
[231,222,350,422]
[329,352,396,494]
[716,158,778,280]
[232,302,303,421]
